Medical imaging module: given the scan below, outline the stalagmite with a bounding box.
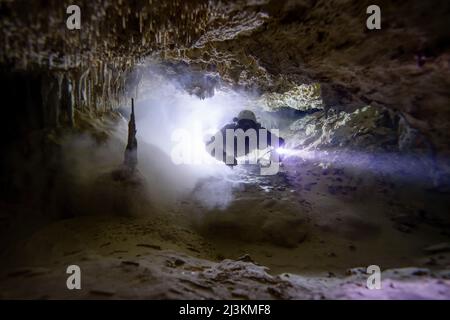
[124,98,138,170]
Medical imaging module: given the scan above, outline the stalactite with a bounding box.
[60,74,74,127]
[41,72,60,128]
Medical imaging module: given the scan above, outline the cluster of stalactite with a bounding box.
[0,0,210,129]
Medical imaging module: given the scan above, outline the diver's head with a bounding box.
[237,110,257,123]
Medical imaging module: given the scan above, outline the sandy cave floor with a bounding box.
[0,161,449,299]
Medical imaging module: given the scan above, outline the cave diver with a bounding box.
[205,110,285,168]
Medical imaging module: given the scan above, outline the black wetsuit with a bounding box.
[206,119,285,166]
